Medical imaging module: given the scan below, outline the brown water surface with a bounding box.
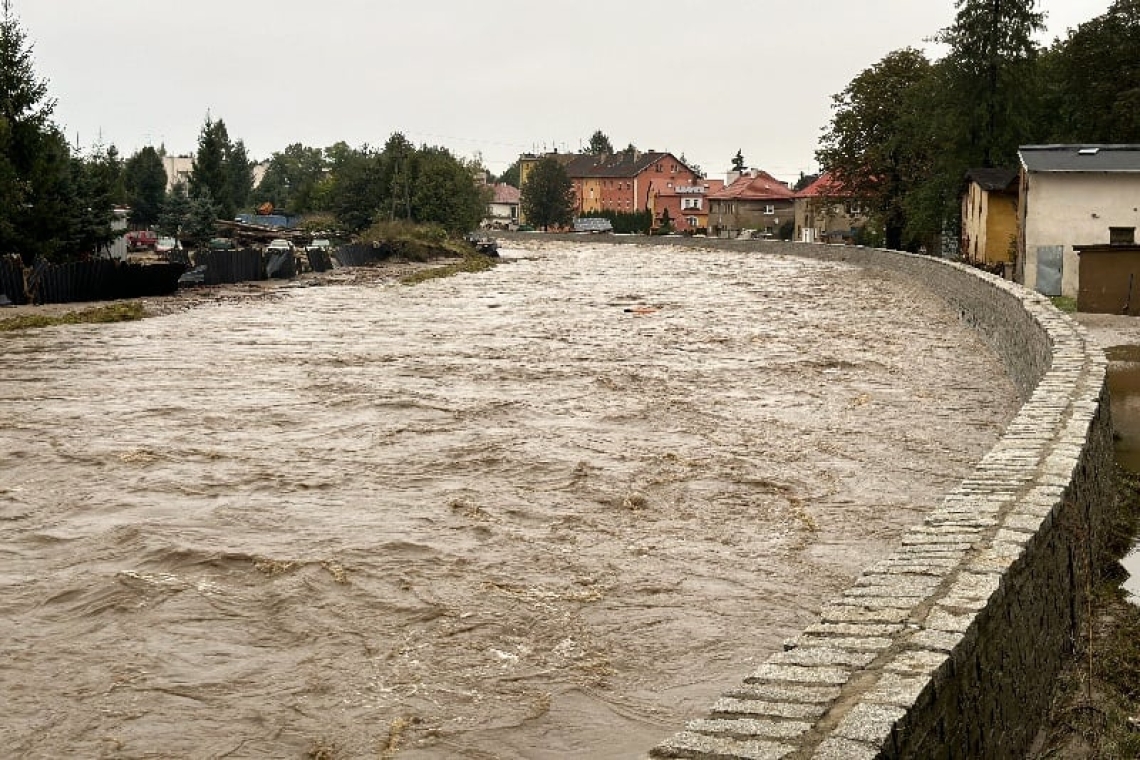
[0,241,1019,758]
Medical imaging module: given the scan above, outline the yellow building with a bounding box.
[961,168,1019,273]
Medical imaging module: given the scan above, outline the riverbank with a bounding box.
[0,256,458,330]
[1028,314,1140,758]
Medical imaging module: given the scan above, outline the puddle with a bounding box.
[1124,549,1140,604]
[1105,344,1140,605]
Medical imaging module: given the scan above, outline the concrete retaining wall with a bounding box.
[617,239,1114,759]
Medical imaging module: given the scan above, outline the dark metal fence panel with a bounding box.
[0,254,28,304]
[334,244,379,268]
[195,248,266,285]
[265,251,295,279]
[306,249,333,273]
[20,258,184,304]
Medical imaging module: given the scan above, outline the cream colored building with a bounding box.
[162,155,194,192]
[793,172,866,244]
[1017,145,1140,297]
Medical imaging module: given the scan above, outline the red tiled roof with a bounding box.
[708,170,795,201]
[492,183,520,204]
[561,151,699,179]
[796,171,850,198]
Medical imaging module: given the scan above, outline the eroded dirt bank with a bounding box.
[0,241,1019,758]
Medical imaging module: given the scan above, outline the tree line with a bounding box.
[0,4,490,263]
[818,0,1140,251]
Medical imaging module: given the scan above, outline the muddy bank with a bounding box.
[0,241,1019,758]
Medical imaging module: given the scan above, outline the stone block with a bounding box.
[650,731,795,760]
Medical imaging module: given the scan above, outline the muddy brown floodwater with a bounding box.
[0,241,1020,759]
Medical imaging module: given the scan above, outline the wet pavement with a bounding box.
[0,240,1020,758]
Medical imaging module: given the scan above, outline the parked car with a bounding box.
[266,239,294,253]
[306,238,331,254]
[126,229,158,251]
[155,236,180,254]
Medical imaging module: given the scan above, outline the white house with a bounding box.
[1017,145,1140,297]
[484,183,520,230]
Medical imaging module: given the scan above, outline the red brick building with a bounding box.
[522,150,709,232]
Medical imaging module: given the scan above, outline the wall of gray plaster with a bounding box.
[501,236,1112,759]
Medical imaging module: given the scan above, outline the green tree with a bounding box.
[69,143,121,255]
[184,188,219,247]
[254,142,327,213]
[380,131,415,222]
[324,145,384,232]
[731,149,745,172]
[412,146,485,233]
[934,0,1045,169]
[189,116,251,221]
[157,181,191,238]
[0,0,60,261]
[497,158,520,188]
[817,48,933,251]
[521,156,574,230]
[226,138,253,214]
[123,145,167,227]
[189,115,231,219]
[1038,0,1140,142]
[587,130,614,155]
[22,127,75,261]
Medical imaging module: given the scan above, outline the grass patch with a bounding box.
[1051,295,1078,313]
[0,302,146,332]
[359,220,475,261]
[400,253,498,285]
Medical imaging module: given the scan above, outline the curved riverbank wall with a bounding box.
[509,235,1114,758]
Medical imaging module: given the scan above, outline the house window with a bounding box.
[763,204,775,214]
[1110,227,1136,244]
[687,216,698,227]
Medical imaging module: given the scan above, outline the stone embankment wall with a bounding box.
[621,239,1113,759]
[509,234,1114,758]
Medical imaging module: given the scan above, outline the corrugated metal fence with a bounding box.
[334,244,382,268]
[1,256,184,305]
[194,248,266,286]
[0,255,26,304]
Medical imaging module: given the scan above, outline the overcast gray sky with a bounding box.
[18,0,1112,183]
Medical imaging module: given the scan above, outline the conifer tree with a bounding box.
[520,156,574,231]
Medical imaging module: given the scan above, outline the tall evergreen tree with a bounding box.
[157,181,191,238]
[587,130,614,155]
[123,146,167,227]
[226,138,253,215]
[69,143,121,255]
[189,115,233,220]
[934,0,1045,168]
[0,0,60,260]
